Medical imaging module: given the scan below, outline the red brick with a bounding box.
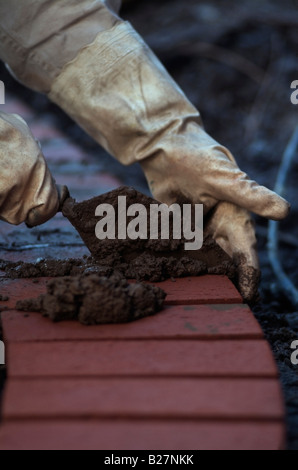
[2,304,263,343]
[6,340,278,378]
[0,275,241,311]
[2,377,283,421]
[0,278,49,310]
[155,276,243,305]
[0,421,285,450]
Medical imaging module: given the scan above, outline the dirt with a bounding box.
[12,186,239,323]
[0,257,112,279]
[1,186,237,283]
[16,273,166,325]
[62,186,236,280]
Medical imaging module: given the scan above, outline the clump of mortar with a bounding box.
[62,186,236,281]
[16,273,166,325]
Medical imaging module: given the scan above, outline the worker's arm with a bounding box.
[0,112,68,226]
[0,0,290,300]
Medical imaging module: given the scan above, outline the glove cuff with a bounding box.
[0,0,122,93]
[48,21,202,165]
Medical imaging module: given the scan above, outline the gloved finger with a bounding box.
[25,165,60,228]
[204,150,290,221]
[205,201,261,303]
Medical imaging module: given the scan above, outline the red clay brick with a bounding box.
[0,278,49,310]
[0,275,242,311]
[156,276,243,305]
[2,377,283,421]
[0,420,285,450]
[2,304,263,343]
[6,340,278,378]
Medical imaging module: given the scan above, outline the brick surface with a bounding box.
[6,340,278,378]
[0,94,286,451]
[0,278,49,309]
[157,276,243,305]
[0,421,285,450]
[1,304,263,343]
[0,275,242,310]
[2,377,283,421]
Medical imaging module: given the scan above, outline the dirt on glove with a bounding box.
[16,273,166,325]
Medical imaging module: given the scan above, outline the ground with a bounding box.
[0,0,298,449]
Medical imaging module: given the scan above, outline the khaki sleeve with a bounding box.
[0,0,122,93]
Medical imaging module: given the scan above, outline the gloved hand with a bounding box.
[0,1,290,300]
[0,112,68,226]
[205,202,260,302]
[46,21,289,301]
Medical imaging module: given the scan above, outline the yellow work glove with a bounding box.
[0,1,289,300]
[0,112,68,226]
[47,21,289,300]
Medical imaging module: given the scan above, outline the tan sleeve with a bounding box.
[0,0,122,93]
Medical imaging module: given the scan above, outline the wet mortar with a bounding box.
[62,186,237,281]
[16,273,166,325]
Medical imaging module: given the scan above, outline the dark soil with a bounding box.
[0,235,235,283]
[0,186,237,284]
[16,273,166,325]
[0,257,110,279]
[62,186,236,281]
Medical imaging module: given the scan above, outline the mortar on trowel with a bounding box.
[61,185,235,277]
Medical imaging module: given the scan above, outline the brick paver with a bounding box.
[0,421,285,450]
[6,339,278,379]
[3,377,283,420]
[153,276,243,305]
[0,275,242,310]
[1,304,263,342]
[0,93,286,450]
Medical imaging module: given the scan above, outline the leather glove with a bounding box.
[0,112,68,226]
[205,202,260,302]
[46,21,289,301]
[0,1,289,299]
